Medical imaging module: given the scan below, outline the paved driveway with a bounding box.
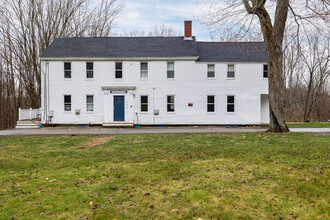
[0,127,329,136]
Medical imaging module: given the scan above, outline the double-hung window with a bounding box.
[167,62,174,78]
[207,64,215,78]
[86,62,94,78]
[207,96,215,112]
[141,96,148,112]
[64,95,71,111]
[263,64,268,78]
[167,95,175,112]
[64,62,71,78]
[140,62,148,79]
[116,62,123,79]
[227,64,235,78]
[227,95,235,112]
[86,95,94,112]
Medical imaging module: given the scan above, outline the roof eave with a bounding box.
[40,56,200,61]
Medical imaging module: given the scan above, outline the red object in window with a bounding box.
[188,103,193,107]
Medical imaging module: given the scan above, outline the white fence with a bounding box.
[18,108,42,121]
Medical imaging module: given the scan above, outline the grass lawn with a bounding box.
[288,122,330,128]
[0,133,329,219]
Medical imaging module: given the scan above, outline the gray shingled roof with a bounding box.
[40,37,199,58]
[197,42,267,62]
[41,37,267,62]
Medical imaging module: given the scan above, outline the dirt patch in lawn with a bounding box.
[73,135,116,149]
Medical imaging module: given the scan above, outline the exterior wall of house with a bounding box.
[41,60,269,125]
[261,94,270,124]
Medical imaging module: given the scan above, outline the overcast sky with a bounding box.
[112,0,211,40]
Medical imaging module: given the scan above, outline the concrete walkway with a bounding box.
[0,127,329,136]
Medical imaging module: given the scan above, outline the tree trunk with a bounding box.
[267,50,290,132]
[242,0,290,132]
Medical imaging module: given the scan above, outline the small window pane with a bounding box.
[207,104,215,112]
[87,96,93,103]
[167,70,174,78]
[141,71,148,78]
[116,62,122,70]
[87,62,93,70]
[115,97,123,102]
[227,96,234,104]
[116,71,122,78]
[167,104,174,112]
[207,96,214,103]
[64,62,71,70]
[87,71,93,78]
[64,71,71,78]
[141,63,148,70]
[64,95,71,103]
[208,71,215,78]
[227,72,234,78]
[227,105,234,112]
[65,104,71,111]
[141,105,148,112]
[228,64,234,71]
[208,64,214,71]
[141,96,148,103]
[167,62,174,70]
[86,104,93,111]
[167,96,174,103]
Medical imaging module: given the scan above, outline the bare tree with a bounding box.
[0,0,123,129]
[199,0,329,132]
[148,24,180,37]
[122,30,146,37]
[120,24,180,37]
[300,36,330,122]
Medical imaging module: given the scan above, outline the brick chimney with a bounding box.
[184,20,192,40]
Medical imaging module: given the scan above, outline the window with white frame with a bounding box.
[140,62,148,79]
[167,95,174,112]
[167,62,174,78]
[141,96,148,112]
[227,64,235,78]
[64,62,71,78]
[263,64,268,78]
[86,62,94,78]
[64,95,71,111]
[115,62,123,79]
[207,64,215,78]
[207,95,215,112]
[86,95,94,112]
[227,95,235,112]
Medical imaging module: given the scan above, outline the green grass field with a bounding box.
[0,133,329,219]
[288,122,330,128]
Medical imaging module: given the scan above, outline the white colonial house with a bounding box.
[39,21,269,127]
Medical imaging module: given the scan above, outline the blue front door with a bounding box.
[114,96,125,121]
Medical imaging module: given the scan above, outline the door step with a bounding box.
[16,120,40,129]
[102,123,134,128]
